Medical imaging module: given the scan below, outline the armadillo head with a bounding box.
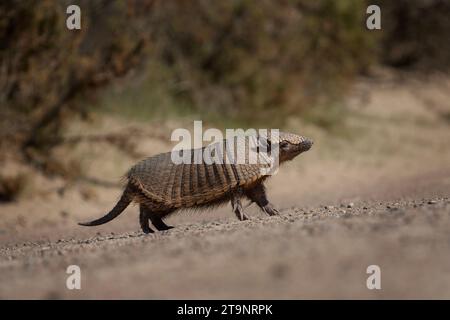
[266,131,313,163]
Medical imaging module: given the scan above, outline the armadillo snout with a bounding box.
[300,137,313,152]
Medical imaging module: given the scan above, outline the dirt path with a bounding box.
[1,172,449,299]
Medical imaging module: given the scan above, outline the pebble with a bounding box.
[60,211,69,218]
[347,202,354,208]
[428,200,437,204]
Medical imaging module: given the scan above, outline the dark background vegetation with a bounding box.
[1,0,449,199]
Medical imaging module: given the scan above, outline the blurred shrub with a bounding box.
[146,0,375,125]
[0,0,151,167]
[0,173,29,202]
[1,0,448,171]
[376,0,450,70]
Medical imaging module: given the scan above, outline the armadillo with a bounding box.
[79,131,313,233]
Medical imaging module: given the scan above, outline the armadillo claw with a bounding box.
[234,208,250,221]
[238,211,250,221]
[263,204,280,216]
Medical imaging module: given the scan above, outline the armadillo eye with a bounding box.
[280,141,289,149]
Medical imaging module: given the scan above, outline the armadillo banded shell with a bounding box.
[126,148,264,208]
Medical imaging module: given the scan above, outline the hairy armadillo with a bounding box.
[79,131,313,233]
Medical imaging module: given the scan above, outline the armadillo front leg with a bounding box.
[245,182,279,216]
[231,188,249,221]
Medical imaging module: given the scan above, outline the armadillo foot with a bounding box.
[141,225,155,234]
[149,215,174,231]
[262,204,280,216]
[236,211,250,221]
[231,188,250,221]
[233,204,250,221]
[153,223,174,231]
[139,206,155,234]
[232,201,249,221]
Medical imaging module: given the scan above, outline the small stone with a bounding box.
[347,202,354,208]
[325,205,334,210]
[363,206,368,210]
[428,200,437,204]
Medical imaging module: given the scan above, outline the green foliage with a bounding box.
[0,0,150,159]
[375,0,450,70]
[145,0,376,125]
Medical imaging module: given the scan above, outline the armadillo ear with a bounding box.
[257,136,272,154]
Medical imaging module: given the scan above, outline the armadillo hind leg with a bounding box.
[148,211,174,231]
[139,205,154,234]
[231,188,249,221]
[245,183,279,216]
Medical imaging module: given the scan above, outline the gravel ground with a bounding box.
[1,195,450,299]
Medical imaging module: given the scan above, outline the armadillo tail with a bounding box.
[78,185,133,227]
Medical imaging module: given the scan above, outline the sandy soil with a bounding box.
[0,73,450,299]
[1,184,450,299]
